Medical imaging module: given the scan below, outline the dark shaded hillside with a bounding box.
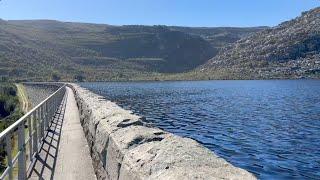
[169,26,267,48]
[199,7,320,79]
[0,20,264,81]
[79,25,216,72]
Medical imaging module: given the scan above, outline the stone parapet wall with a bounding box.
[68,83,256,180]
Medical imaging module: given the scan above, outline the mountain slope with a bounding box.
[199,7,320,79]
[169,26,267,48]
[0,20,264,81]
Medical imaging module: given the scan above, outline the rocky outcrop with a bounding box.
[69,83,256,180]
[200,7,320,79]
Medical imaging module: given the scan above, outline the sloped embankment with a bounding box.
[23,83,61,108]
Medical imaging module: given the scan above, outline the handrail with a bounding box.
[0,84,67,180]
[0,85,66,141]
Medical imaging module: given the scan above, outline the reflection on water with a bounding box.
[80,80,320,179]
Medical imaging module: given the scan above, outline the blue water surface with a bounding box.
[80,80,320,179]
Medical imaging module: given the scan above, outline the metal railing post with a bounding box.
[53,98,56,119]
[27,116,33,161]
[40,105,44,139]
[50,97,52,120]
[18,124,26,180]
[0,84,66,179]
[56,96,58,112]
[32,112,38,154]
[53,98,56,114]
[37,108,41,144]
[44,102,48,131]
[5,135,13,180]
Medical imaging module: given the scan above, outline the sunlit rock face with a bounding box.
[200,7,320,79]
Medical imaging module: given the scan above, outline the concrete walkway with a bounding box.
[28,87,96,180]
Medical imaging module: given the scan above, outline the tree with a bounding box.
[74,74,85,82]
[0,77,8,82]
[51,73,61,82]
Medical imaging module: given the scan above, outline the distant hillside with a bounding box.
[169,26,267,48]
[0,20,264,81]
[199,7,320,79]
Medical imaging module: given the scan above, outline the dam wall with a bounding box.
[68,83,256,180]
[23,82,62,107]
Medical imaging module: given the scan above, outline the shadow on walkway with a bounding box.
[27,92,68,180]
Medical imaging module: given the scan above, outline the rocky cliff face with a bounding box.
[200,7,320,79]
[169,26,267,49]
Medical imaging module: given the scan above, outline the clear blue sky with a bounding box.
[0,0,319,27]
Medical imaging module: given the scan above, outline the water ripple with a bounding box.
[81,80,320,179]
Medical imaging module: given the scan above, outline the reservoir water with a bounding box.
[80,80,320,179]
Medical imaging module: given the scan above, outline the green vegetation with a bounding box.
[0,83,23,131]
[1,8,318,81]
[0,20,264,81]
[0,83,23,174]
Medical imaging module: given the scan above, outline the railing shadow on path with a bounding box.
[27,91,68,180]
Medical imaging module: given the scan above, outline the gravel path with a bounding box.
[15,84,30,112]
